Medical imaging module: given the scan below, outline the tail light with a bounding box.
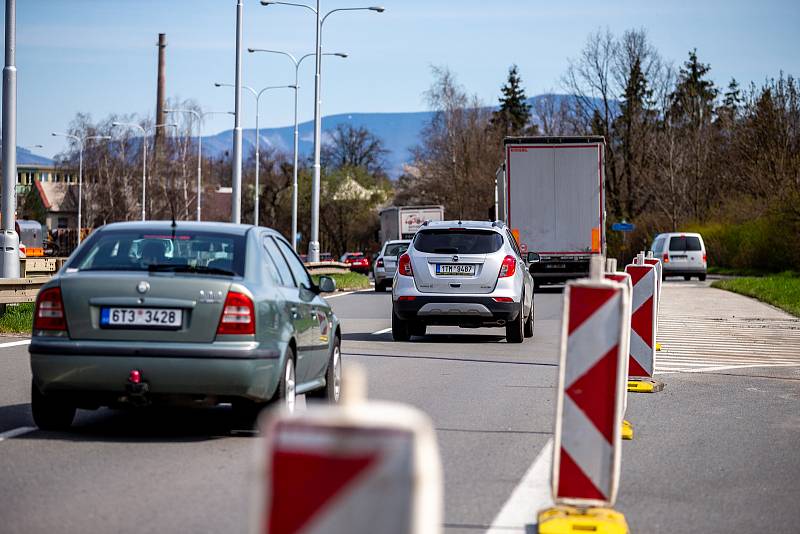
[376,258,384,268]
[216,291,255,335]
[493,297,514,302]
[662,252,669,264]
[702,253,707,263]
[398,253,413,276]
[498,255,516,278]
[33,287,66,331]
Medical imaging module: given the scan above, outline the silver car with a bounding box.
[391,221,534,343]
[373,240,410,292]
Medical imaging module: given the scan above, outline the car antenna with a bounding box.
[169,195,177,240]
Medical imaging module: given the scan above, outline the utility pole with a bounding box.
[154,34,167,153]
[1,0,20,278]
[231,0,244,224]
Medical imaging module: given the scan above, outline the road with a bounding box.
[1,281,799,533]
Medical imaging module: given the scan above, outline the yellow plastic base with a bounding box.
[656,342,662,351]
[538,505,628,534]
[627,378,665,393]
[621,420,633,440]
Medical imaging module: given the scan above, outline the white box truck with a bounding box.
[499,136,605,287]
[379,205,445,244]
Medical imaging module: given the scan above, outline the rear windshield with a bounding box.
[68,228,247,276]
[414,229,504,254]
[384,243,409,257]
[668,236,702,252]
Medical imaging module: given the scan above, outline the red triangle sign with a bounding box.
[267,450,379,534]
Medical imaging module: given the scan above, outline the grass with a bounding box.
[312,272,371,292]
[711,272,800,317]
[0,303,34,334]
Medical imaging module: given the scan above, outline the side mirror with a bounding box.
[527,252,540,264]
[318,275,336,293]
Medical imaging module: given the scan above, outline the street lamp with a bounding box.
[260,0,384,261]
[248,48,347,250]
[51,132,111,244]
[111,122,177,221]
[165,109,234,221]
[214,82,295,227]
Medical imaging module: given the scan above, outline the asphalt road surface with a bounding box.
[1,281,798,533]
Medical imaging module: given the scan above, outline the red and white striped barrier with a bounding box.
[624,262,657,378]
[257,368,442,534]
[552,272,630,506]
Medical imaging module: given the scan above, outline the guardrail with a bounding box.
[0,258,67,305]
[304,261,353,275]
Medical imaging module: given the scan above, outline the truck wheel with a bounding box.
[392,311,411,341]
[523,304,534,338]
[699,274,707,281]
[31,381,76,431]
[506,305,524,344]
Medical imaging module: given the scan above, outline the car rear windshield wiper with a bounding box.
[148,264,236,276]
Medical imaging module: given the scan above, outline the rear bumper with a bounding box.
[663,266,706,276]
[29,339,281,403]
[393,295,519,326]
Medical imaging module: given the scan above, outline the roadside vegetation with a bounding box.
[312,272,371,292]
[712,273,800,317]
[0,303,34,334]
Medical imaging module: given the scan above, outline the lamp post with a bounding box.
[165,109,234,221]
[248,48,347,249]
[112,122,177,221]
[260,0,384,261]
[51,132,111,244]
[231,0,244,225]
[214,83,295,226]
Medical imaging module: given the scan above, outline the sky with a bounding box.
[6,0,800,159]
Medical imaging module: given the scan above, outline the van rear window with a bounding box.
[414,229,503,254]
[668,236,702,252]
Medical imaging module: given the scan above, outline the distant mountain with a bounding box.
[200,94,605,178]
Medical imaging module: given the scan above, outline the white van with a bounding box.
[650,232,707,281]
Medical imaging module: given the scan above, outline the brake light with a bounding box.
[702,254,707,263]
[493,297,514,302]
[498,255,516,278]
[398,296,416,301]
[216,291,255,335]
[376,258,384,268]
[34,287,66,331]
[662,252,669,264]
[398,253,413,276]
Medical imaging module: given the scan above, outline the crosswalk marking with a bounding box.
[654,282,800,374]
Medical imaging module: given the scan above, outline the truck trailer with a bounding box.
[499,136,605,286]
[379,205,444,244]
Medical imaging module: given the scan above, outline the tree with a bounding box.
[490,65,533,136]
[320,123,389,176]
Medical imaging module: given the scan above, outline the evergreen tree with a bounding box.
[491,65,533,136]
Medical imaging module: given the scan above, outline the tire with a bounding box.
[410,322,426,338]
[523,301,535,338]
[31,381,76,431]
[392,310,411,341]
[506,304,524,344]
[374,280,384,292]
[307,336,342,403]
[684,275,691,281]
[274,348,297,413]
[699,274,707,281]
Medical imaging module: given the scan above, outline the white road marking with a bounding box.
[371,327,392,335]
[486,439,553,533]
[323,291,357,300]
[0,426,35,442]
[0,339,30,349]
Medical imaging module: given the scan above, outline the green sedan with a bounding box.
[29,221,342,430]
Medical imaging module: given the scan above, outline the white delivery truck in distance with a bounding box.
[499,136,605,287]
[379,205,445,244]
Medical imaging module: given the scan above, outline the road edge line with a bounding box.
[0,339,31,349]
[0,426,36,442]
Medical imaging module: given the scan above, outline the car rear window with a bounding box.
[414,229,504,254]
[668,236,702,252]
[68,228,247,276]
[384,243,408,257]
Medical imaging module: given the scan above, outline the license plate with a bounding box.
[545,263,566,269]
[436,264,475,276]
[101,307,183,329]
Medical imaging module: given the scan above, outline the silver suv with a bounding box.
[374,240,410,292]
[392,220,534,343]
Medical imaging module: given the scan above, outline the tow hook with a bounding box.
[126,369,150,405]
